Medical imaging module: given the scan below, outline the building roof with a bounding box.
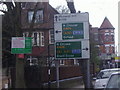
[99,17,115,30]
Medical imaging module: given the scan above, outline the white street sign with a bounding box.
[12,37,25,48]
[54,13,89,41]
[54,13,90,59]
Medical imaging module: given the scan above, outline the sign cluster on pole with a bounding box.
[54,13,90,59]
[54,13,91,88]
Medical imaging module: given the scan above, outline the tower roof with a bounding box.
[99,17,115,30]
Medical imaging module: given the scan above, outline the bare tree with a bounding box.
[55,5,70,13]
[1,1,39,88]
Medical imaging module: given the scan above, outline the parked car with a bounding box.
[105,72,120,89]
[93,68,120,89]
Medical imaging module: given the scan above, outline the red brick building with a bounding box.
[99,17,115,60]
[21,2,59,66]
[91,17,115,67]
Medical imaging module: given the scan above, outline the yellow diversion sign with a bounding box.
[115,56,120,62]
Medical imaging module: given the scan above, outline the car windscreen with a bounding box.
[97,70,120,79]
[106,74,120,88]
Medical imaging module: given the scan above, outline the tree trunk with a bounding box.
[15,57,26,88]
[15,2,26,88]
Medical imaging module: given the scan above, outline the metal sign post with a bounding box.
[86,59,90,88]
[48,44,51,88]
[55,60,59,88]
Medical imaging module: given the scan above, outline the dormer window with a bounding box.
[28,9,43,23]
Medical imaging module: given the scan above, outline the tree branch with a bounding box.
[0,9,7,13]
[66,0,76,13]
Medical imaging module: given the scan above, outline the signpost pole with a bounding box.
[56,60,59,88]
[86,59,90,88]
[48,44,51,89]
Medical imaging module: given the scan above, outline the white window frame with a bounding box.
[73,59,79,65]
[110,33,114,35]
[28,11,34,23]
[105,46,109,53]
[27,56,38,66]
[94,33,98,41]
[23,32,29,37]
[28,10,43,23]
[49,30,54,44]
[41,32,44,46]
[105,30,109,32]
[111,35,114,41]
[35,10,43,23]
[105,32,109,35]
[60,60,64,65]
[111,30,114,32]
[32,32,44,46]
[105,34,109,41]
[110,44,115,47]
[112,46,115,53]
[105,44,110,47]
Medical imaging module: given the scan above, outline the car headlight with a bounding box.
[95,79,100,82]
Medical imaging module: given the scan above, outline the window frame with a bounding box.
[73,59,79,65]
[105,34,109,42]
[23,32,29,37]
[28,9,44,23]
[105,46,110,53]
[27,56,38,66]
[60,60,65,65]
[111,35,114,41]
[32,31,44,47]
[49,29,54,44]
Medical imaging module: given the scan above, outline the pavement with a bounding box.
[72,84,84,88]
[1,77,85,89]
[43,76,85,89]
[1,68,85,89]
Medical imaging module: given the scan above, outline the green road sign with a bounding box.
[11,37,32,54]
[62,23,84,40]
[56,41,82,59]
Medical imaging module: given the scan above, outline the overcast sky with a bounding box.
[49,0,119,49]
[0,0,119,51]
